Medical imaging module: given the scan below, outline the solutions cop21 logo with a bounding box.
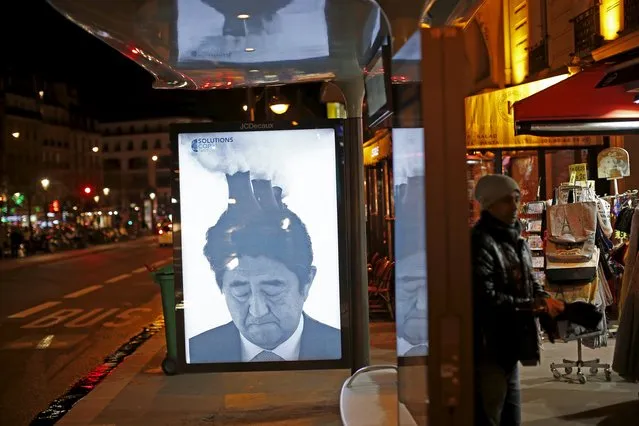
[191,136,234,152]
[190,123,275,152]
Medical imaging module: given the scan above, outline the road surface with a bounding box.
[0,238,170,425]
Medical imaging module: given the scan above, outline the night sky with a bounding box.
[1,0,250,122]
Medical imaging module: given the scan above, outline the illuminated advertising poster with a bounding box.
[392,128,428,359]
[176,0,329,65]
[172,122,347,372]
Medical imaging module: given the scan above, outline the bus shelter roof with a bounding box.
[47,0,392,90]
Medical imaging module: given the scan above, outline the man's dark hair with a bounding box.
[203,207,314,291]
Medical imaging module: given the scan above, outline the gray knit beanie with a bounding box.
[474,174,520,210]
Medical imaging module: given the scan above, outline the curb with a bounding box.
[37,316,166,425]
[0,236,157,272]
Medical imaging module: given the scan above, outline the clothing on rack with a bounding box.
[613,205,639,381]
[618,206,639,316]
[613,291,639,381]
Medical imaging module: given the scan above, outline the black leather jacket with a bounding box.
[471,211,547,367]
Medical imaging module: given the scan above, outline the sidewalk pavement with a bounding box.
[58,320,638,426]
[0,236,156,273]
[59,321,396,426]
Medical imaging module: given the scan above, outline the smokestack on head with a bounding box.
[252,179,279,211]
[226,172,261,213]
[397,183,408,205]
[273,186,284,208]
[404,177,425,211]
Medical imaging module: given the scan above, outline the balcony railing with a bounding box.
[625,0,639,33]
[572,6,603,56]
[528,40,549,75]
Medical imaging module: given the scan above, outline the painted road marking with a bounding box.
[132,267,147,274]
[36,335,55,349]
[8,301,62,319]
[105,273,132,284]
[63,285,104,299]
[3,334,87,350]
[21,307,154,329]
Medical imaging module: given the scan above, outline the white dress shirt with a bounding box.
[240,314,305,362]
[397,337,428,357]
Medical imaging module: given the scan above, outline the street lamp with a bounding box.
[41,178,51,227]
[149,192,156,200]
[11,132,20,139]
[92,146,99,153]
[94,195,100,203]
[103,187,110,196]
[269,95,290,115]
[151,155,158,162]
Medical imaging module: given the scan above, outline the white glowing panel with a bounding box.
[177,126,342,364]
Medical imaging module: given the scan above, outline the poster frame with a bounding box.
[169,119,352,374]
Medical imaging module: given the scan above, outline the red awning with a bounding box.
[513,62,639,136]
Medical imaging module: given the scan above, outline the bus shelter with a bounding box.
[48,1,490,425]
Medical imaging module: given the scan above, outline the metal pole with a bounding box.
[334,78,369,374]
[247,87,255,122]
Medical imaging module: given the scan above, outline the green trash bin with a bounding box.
[151,265,178,375]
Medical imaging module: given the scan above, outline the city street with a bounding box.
[0,238,171,425]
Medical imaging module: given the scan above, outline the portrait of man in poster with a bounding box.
[188,172,341,363]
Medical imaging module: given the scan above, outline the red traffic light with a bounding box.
[83,187,92,195]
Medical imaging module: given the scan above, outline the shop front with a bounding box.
[465,75,606,223]
[363,129,394,260]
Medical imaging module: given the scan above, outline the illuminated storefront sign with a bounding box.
[465,75,603,149]
[363,129,391,166]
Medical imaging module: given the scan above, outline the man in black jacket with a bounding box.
[472,174,564,426]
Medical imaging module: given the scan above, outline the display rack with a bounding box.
[521,201,547,283]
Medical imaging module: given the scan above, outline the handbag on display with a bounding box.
[547,201,598,244]
[545,246,599,284]
[546,239,595,263]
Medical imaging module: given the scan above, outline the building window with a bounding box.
[130,125,135,133]
[103,143,109,153]
[141,140,148,150]
[127,140,134,151]
[156,171,171,188]
[157,155,171,169]
[143,124,149,132]
[154,139,162,149]
[64,141,70,149]
[128,157,148,170]
[104,158,121,171]
[114,142,121,152]
[116,126,121,134]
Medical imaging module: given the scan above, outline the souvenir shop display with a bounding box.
[544,185,613,384]
[521,201,546,283]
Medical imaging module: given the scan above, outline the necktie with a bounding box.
[251,350,285,362]
[404,345,428,357]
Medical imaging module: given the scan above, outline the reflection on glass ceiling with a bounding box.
[47,0,390,89]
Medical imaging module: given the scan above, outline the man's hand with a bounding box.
[544,297,565,318]
[533,295,565,318]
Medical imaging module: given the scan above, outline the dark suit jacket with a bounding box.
[189,312,341,363]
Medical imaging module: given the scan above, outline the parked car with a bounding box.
[158,224,172,247]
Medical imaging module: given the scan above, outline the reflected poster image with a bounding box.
[392,128,428,358]
[177,0,329,64]
[178,127,342,364]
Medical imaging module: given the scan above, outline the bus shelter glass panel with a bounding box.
[392,31,428,420]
